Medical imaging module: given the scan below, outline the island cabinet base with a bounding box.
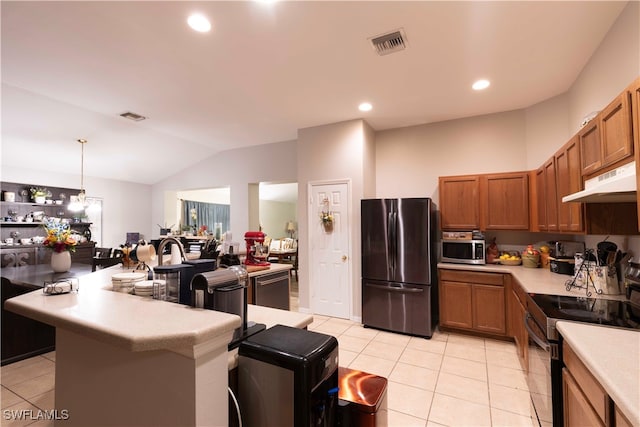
[54,328,231,427]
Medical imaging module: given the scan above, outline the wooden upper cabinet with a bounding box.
[579,91,633,177]
[600,92,633,168]
[535,167,547,231]
[630,78,640,231]
[556,136,584,232]
[544,158,558,231]
[579,118,602,176]
[439,175,480,230]
[483,172,530,230]
[534,159,558,232]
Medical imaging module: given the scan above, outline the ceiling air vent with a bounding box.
[369,29,407,56]
[120,111,147,121]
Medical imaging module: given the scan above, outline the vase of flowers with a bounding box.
[43,221,77,273]
[30,187,48,204]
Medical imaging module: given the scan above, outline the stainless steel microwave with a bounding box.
[441,236,486,265]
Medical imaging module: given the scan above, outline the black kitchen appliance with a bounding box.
[549,241,585,276]
[525,293,640,426]
[361,198,438,338]
[190,266,265,349]
[238,325,339,427]
[152,264,193,304]
[182,258,216,304]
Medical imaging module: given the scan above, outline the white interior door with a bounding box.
[309,182,350,319]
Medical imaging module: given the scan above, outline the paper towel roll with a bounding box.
[170,244,182,265]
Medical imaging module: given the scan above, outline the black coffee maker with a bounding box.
[190,266,265,349]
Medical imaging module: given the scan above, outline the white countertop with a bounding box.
[438,262,627,300]
[556,321,640,426]
[246,262,292,278]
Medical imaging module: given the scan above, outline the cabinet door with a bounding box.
[439,176,480,230]
[557,137,584,232]
[439,281,473,329]
[544,158,558,231]
[631,78,640,231]
[562,369,605,427]
[472,284,506,335]
[600,92,633,168]
[483,173,529,230]
[535,167,547,231]
[509,288,528,371]
[579,119,602,176]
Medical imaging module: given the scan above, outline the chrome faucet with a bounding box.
[157,237,187,266]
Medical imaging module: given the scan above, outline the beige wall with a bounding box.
[375,109,527,204]
[568,1,640,134]
[524,93,570,169]
[297,119,368,318]
[151,140,297,242]
[259,200,296,239]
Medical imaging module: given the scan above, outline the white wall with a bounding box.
[1,165,151,248]
[151,140,297,242]
[524,93,570,169]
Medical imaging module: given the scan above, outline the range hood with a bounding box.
[562,161,637,203]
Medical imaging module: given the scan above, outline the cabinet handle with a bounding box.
[365,283,423,293]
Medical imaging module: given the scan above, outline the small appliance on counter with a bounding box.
[238,325,339,427]
[549,240,585,275]
[190,266,265,349]
[243,231,270,267]
[441,231,486,265]
[152,264,194,304]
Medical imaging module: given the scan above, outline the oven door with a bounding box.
[524,312,553,426]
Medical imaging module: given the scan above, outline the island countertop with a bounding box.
[557,321,640,427]
[5,263,308,355]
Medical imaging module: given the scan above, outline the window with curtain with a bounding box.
[181,199,230,236]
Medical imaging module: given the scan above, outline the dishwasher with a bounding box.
[254,270,290,310]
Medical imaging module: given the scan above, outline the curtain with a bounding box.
[181,200,230,237]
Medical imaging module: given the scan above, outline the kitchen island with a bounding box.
[4,264,312,427]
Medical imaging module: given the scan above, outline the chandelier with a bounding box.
[68,138,100,212]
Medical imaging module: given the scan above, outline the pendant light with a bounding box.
[68,138,91,212]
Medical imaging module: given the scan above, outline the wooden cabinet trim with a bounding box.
[600,92,633,168]
[439,269,504,286]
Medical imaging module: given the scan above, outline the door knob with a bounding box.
[342,255,348,262]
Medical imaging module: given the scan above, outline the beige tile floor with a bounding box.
[1,279,536,427]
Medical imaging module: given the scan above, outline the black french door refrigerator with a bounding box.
[361,198,438,338]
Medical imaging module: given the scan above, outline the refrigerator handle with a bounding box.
[392,211,398,276]
[387,211,394,276]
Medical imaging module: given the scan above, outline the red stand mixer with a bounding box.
[244,231,270,267]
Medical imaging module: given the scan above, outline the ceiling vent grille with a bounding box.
[369,29,407,56]
[120,111,147,121]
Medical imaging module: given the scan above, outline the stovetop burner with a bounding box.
[530,294,640,330]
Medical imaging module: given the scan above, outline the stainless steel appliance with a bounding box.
[549,241,585,275]
[361,198,438,337]
[253,270,290,310]
[525,294,640,426]
[191,266,265,349]
[441,231,486,265]
[238,325,339,427]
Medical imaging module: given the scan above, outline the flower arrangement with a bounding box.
[320,211,334,226]
[30,187,48,198]
[43,221,77,253]
[198,225,208,236]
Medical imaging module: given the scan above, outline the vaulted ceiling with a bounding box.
[1,1,628,184]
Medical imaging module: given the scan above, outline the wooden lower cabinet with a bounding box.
[563,368,605,427]
[438,269,507,337]
[509,279,528,370]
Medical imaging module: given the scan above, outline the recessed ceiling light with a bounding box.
[187,13,211,33]
[359,102,373,112]
[472,79,490,91]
